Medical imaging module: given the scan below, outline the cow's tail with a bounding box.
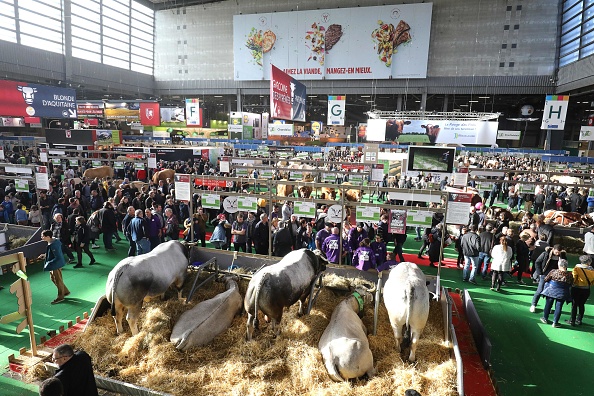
[108,264,128,316]
[253,272,270,330]
[327,356,345,382]
[404,286,414,342]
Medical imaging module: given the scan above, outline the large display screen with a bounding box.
[407,146,456,174]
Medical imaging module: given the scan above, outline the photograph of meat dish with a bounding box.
[371,19,411,67]
[325,24,343,52]
[305,23,343,66]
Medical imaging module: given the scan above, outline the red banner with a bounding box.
[193,178,231,189]
[270,65,306,122]
[341,164,365,171]
[140,102,161,126]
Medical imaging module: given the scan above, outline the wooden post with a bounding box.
[17,252,37,356]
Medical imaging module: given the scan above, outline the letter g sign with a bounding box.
[331,104,342,116]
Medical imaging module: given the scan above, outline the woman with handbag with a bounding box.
[567,255,594,326]
[539,259,573,328]
[490,236,513,292]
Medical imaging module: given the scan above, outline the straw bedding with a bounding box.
[69,272,457,396]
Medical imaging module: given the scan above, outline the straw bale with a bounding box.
[66,272,457,396]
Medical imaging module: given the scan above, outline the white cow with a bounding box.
[318,286,376,381]
[170,275,242,351]
[106,240,190,335]
[383,262,430,362]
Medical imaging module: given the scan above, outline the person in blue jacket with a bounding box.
[39,229,70,304]
[352,238,377,271]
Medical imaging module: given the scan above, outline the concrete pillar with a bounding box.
[396,95,403,111]
[442,95,449,112]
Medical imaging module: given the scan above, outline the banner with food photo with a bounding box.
[233,3,433,81]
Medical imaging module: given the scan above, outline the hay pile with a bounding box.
[9,235,28,249]
[72,274,457,396]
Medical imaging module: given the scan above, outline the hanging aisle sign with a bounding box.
[201,194,221,209]
[174,174,191,202]
[328,95,346,125]
[15,179,29,192]
[541,95,569,130]
[356,206,380,223]
[35,166,49,190]
[446,192,472,225]
[293,201,316,218]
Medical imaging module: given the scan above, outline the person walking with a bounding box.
[540,259,573,328]
[121,206,137,257]
[461,225,481,284]
[50,213,76,264]
[73,216,96,268]
[98,202,117,252]
[566,255,594,326]
[512,233,531,285]
[39,230,70,305]
[479,224,495,279]
[530,245,566,313]
[490,236,513,291]
[129,209,150,255]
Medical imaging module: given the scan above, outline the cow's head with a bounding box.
[311,249,328,273]
[17,86,37,105]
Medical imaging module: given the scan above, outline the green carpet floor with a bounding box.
[1,231,592,396]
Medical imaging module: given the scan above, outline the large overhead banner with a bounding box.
[140,103,161,126]
[105,102,140,121]
[327,95,346,125]
[233,3,433,81]
[270,65,306,122]
[0,80,77,118]
[365,118,498,145]
[541,95,569,130]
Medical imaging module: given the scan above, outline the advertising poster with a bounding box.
[228,112,244,139]
[104,102,140,121]
[77,103,104,117]
[446,192,473,225]
[96,130,122,146]
[0,79,77,118]
[294,201,316,218]
[35,166,49,190]
[356,206,380,223]
[405,210,433,227]
[174,174,191,202]
[1,117,25,127]
[15,179,29,192]
[160,107,185,125]
[497,130,521,140]
[453,167,469,187]
[328,95,346,125]
[366,118,498,145]
[389,209,407,234]
[233,4,432,81]
[39,148,47,163]
[541,94,569,130]
[262,112,269,138]
[270,65,306,122]
[201,193,221,209]
[186,99,201,126]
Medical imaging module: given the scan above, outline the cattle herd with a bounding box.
[103,241,435,382]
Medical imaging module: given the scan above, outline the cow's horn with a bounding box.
[362,282,376,293]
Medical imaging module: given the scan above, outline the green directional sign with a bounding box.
[114,161,124,170]
[92,160,102,167]
[406,210,433,227]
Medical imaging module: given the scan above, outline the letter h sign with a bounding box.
[540,95,569,130]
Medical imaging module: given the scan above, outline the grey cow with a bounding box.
[244,249,327,341]
[170,275,242,351]
[318,286,377,381]
[105,240,189,335]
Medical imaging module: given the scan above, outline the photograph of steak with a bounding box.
[394,20,411,46]
[325,24,343,52]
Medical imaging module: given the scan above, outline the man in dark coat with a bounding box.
[273,220,293,257]
[253,213,269,255]
[98,202,117,251]
[53,344,98,396]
